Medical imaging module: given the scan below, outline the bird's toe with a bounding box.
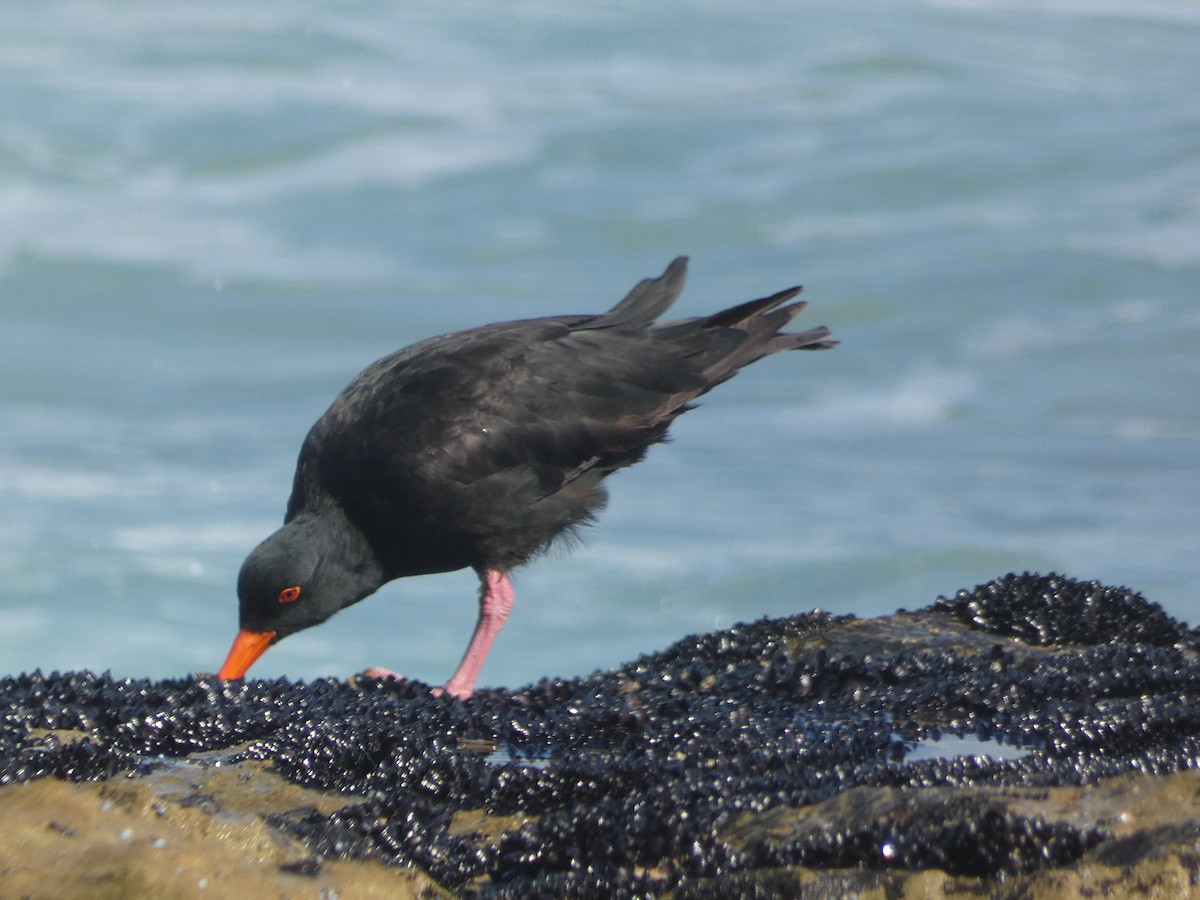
[362,665,405,681]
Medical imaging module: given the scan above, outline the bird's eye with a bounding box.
[278,585,302,604]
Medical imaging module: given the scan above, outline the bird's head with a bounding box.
[217,515,381,679]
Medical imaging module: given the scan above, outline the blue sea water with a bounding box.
[2,0,1197,687]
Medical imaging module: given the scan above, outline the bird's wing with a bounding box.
[425,318,727,495]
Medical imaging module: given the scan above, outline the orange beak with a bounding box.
[217,629,277,679]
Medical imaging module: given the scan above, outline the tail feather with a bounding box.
[581,256,689,331]
[758,301,837,352]
[697,299,836,385]
[765,321,836,353]
[702,285,802,328]
[580,258,835,394]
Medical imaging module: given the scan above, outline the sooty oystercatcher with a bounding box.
[217,257,835,698]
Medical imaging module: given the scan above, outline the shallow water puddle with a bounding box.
[902,733,1035,763]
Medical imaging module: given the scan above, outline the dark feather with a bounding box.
[287,257,834,575]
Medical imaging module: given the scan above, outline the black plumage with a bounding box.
[219,257,835,697]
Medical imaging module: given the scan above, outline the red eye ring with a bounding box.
[278,585,302,604]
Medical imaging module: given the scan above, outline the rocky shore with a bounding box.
[3,572,1200,897]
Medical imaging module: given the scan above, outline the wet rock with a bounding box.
[0,758,447,898]
[1,572,1199,897]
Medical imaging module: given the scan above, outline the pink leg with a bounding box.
[440,568,515,700]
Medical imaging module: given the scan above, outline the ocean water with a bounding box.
[2,0,1197,687]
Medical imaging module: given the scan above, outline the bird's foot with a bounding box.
[355,667,471,700]
[434,682,473,701]
[351,667,423,694]
[362,665,405,681]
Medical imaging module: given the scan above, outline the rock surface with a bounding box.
[2,572,1200,897]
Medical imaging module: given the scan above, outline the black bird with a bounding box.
[218,257,835,697]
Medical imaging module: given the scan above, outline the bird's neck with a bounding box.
[290,504,386,605]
